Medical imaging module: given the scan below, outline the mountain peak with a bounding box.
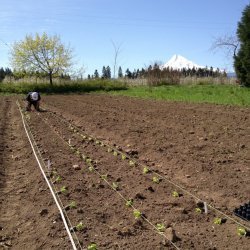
[162,55,203,70]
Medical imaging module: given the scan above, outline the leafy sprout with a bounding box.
[237,227,247,236]
[129,160,135,167]
[133,209,141,219]
[113,151,118,156]
[213,217,222,225]
[107,148,113,153]
[60,186,67,194]
[112,182,119,190]
[143,167,149,174]
[195,207,202,213]
[121,154,127,160]
[172,191,179,197]
[156,223,165,232]
[126,199,133,207]
[87,243,97,250]
[69,201,77,209]
[55,176,62,182]
[75,222,84,231]
[88,165,94,172]
[152,176,160,184]
[101,174,108,180]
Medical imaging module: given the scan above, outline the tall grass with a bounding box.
[108,85,250,107]
[0,79,127,94]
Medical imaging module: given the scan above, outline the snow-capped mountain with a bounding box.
[161,54,204,70]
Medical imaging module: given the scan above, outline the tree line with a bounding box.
[87,64,226,80]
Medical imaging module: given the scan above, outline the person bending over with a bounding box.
[26,91,41,111]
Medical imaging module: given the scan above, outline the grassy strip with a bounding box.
[108,85,250,107]
[0,80,127,94]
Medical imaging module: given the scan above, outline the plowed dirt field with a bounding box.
[0,94,249,250]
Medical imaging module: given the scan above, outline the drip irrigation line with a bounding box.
[16,101,80,250]
[26,113,83,249]
[34,108,180,250]
[43,105,250,231]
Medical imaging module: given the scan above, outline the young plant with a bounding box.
[75,222,84,231]
[95,140,100,145]
[86,158,92,164]
[172,191,180,198]
[121,154,127,160]
[81,135,87,139]
[107,147,113,153]
[156,223,165,232]
[129,160,135,167]
[152,176,160,184]
[126,199,133,207]
[65,201,77,210]
[88,165,94,172]
[113,151,118,156]
[195,207,202,213]
[100,174,108,180]
[112,182,119,190]
[87,243,97,250]
[69,201,77,209]
[237,227,247,236]
[213,217,222,225]
[143,166,149,174]
[56,186,67,195]
[53,175,62,184]
[133,209,141,219]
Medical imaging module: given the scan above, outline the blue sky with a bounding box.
[0,0,248,76]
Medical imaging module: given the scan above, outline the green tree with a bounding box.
[11,32,73,85]
[234,4,250,87]
[118,66,123,78]
[94,69,99,79]
[106,66,111,79]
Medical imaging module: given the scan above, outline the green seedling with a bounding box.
[143,166,149,174]
[69,126,74,130]
[121,154,127,160]
[112,182,119,190]
[156,223,165,232]
[237,227,247,236]
[75,222,84,231]
[129,160,135,167]
[126,199,133,207]
[113,151,118,156]
[53,175,62,183]
[73,129,77,133]
[81,154,86,160]
[88,137,93,141]
[152,176,160,184]
[172,191,179,198]
[213,217,222,225]
[65,201,77,210]
[88,165,94,172]
[61,186,67,194]
[101,174,108,180]
[100,142,105,147]
[195,207,202,213]
[87,243,97,250]
[95,140,100,145]
[107,148,112,153]
[75,150,80,156]
[86,158,92,164]
[81,135,87,139]
[133,209,141,219]
[69,201,77,209]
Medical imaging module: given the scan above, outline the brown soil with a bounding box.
[0,94,249,250]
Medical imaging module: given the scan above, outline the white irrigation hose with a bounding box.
[17,102,77,250]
